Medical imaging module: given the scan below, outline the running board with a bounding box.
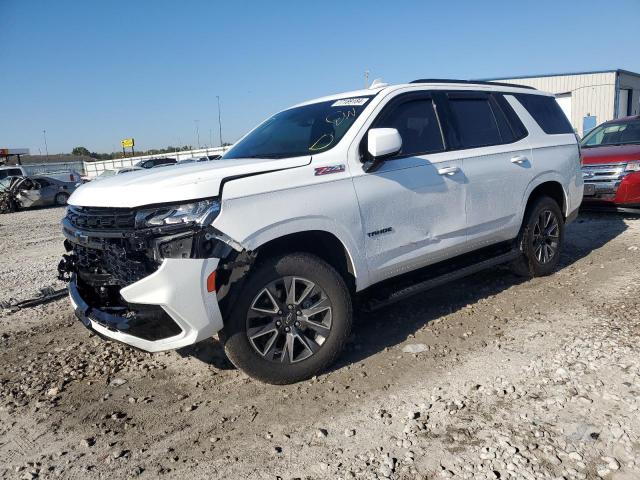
[362,247,520,312]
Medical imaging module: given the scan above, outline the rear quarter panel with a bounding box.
[506,95,583,222]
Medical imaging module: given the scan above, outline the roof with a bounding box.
[485,69,640,81]
[0,148,29,156]
[294,80,547,108]
[603,114,640,124]
[410,78,536,90]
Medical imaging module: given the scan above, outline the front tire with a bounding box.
[222,253,353,384]
[511,195,564,277]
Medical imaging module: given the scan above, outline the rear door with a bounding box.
[440,91,532,248]
[351,91,468,283]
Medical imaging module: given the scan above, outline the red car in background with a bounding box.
[581,115,640,212]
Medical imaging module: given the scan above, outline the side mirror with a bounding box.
[367,128,402,159]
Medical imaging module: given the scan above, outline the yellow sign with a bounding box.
[121,138,135,148]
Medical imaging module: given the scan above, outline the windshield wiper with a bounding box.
[241,154,285,159]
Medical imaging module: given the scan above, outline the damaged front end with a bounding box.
[58,200,244,351]
[0,176,27,214]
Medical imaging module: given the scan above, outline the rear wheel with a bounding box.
[222,253,352,384]
[55,192,69,206]
[511,196,564,277]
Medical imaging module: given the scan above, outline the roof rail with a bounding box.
[409,78,536,90]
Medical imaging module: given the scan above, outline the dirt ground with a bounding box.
[0,207,639,480]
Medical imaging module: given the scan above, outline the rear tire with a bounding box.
[55,192,69,206]
[510,195,564,277]
[221,253,352,384]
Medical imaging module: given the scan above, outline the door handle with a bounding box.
[510,155,528,165]
[437,166,460,176]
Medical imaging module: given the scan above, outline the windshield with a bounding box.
[581,119,640,147]
[223,96,373,159]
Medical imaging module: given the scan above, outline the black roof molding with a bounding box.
[409,78,536,90]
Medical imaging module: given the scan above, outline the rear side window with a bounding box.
[375,98,444,157]
[447,95,502,148]
[514,94,573,134]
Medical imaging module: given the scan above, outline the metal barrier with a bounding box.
[22,161,85,176]
[82,146,229,179]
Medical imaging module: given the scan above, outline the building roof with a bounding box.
[485,69,640,81]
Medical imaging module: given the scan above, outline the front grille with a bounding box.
[75,243,152,286]
[67,205,136,231]
[582,163,627,195]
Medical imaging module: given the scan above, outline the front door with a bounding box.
[351,93,468,284]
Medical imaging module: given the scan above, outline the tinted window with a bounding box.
[375,99,444,156]
[490,99,516,144]
[0,169,22,179]
[447,96,502,148]
[495,94,528,140]
[515,94,573,134]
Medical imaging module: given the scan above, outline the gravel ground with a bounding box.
[0,207,639,479]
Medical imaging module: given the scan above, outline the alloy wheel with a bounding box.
[246,276,332,363]
[532,209,559,264]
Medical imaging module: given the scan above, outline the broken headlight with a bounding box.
[135,199,220,229]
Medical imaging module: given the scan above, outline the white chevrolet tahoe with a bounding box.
[59,79,583,384]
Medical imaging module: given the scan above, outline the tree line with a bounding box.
[72,145,198,160]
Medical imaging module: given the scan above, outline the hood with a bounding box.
[69,156,311,208]
[581,144,640,165]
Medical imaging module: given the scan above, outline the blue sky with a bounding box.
[2,0,639,154]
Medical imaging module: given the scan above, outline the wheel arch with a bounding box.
[214,228,361,326]
[253,230,359,293]
[522,177,568,219]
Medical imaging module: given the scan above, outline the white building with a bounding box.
[488,69,640,136]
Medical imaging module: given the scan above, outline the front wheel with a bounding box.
[55,192,69,206]
[511,195,564,277]
[221,253,353,384]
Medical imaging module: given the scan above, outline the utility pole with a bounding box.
[209,129,213,149]
[216,96,223,150]
[194,120,200,149]
[364,70,369,89]
[42,129,49,161]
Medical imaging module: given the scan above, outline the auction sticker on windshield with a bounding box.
[331,98,370,107]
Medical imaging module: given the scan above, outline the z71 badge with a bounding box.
[315,165,346,176]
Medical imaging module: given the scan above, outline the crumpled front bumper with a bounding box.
[69,257,223,352]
